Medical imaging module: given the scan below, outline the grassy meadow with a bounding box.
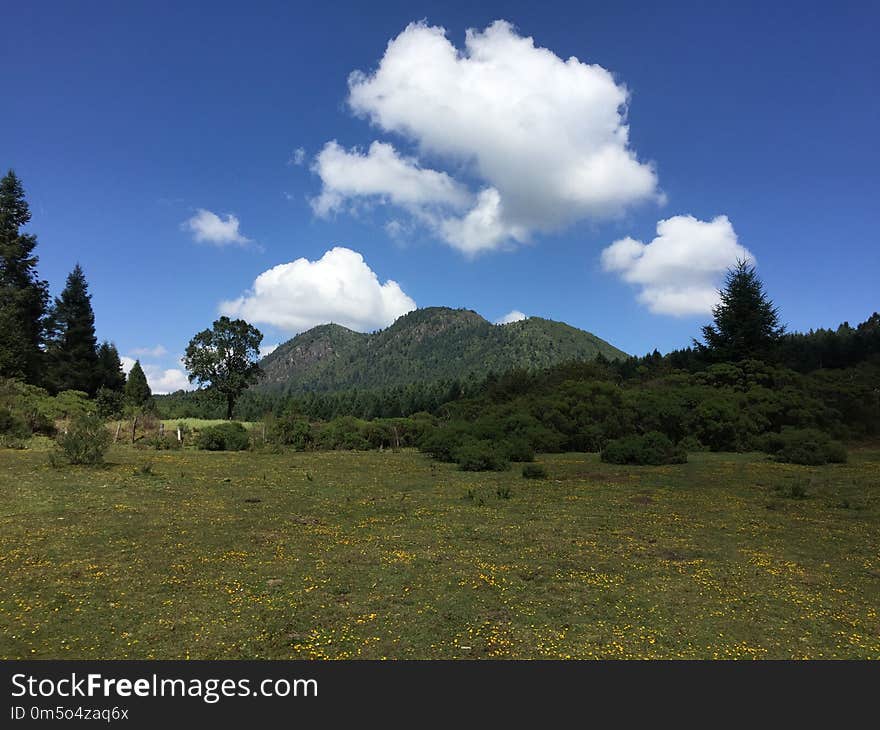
[0,444,878,659]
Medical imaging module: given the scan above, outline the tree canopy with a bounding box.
[124,360,153,411]
[0,170,49,384]
[184,316,263,419]
[699,260,785,362]
[96,341,126,392]
[45,264,100,395]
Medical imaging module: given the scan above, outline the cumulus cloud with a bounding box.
[219,246,416,334]
[259,343,279,358]
[310,140,470,217]
[182,209,251,246]
[311,20,661,253]
[601,215,754,316]
[121,356,191,395]
[495,310,528,325]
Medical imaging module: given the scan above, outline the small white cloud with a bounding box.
[219,246,416,334]
[182,208,252,246]
[601,215,754,316]
[495,310,528,325]
[289,147,307,166]
[130,344,168,358]
[259,343,279,358]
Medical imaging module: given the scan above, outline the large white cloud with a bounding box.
[601,215,754,316]
[310,140,469,217]
[182,209,251,246]
[219,246,416,334]
[311,20,661,253]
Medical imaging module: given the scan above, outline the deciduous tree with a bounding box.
[184,316,263,420]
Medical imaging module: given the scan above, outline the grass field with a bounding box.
[159,419,259,431]
[0,445,878,659]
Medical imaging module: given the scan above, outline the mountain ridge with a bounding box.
[258,306,628,393]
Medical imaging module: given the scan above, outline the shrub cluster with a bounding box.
[265,411,313,450]
[454,440,510,472]
[762,428,847,465]
[601,432,687,466]
[196,422,251,451]
[0,405,29,435]
[55,413,112,465]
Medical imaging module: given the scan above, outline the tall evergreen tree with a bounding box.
[0,170,49,383]
[96,341,126,392]
[124,360,153,410]
[123,360,153,443]
[698,260,785,362]
[46,264,100,394]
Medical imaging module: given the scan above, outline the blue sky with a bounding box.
[3,1,878,391]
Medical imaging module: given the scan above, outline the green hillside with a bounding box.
[258,307,627,393]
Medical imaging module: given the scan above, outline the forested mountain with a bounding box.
[258,307,627,394]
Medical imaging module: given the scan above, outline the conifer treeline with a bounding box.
[0,170,125,397]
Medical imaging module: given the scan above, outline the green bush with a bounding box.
[49,390,92,421]
[0,378,55,435]
[313,417,369,450]
[196,422,250,451]
[266,412,313,449]
[361,421,393,449]
[601,431,687,466]
[522,463,547,479]
[501,436,535,462]
[0,406,29,439]
[149,433,181,450]
[95,387,125,420]
[55,413,112,465]
[678,435,708,452]
[455,440,510,472]
[420,425,468,462]
[762,428,847,465]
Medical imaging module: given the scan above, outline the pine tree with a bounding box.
[698,260,785,362]
[124,360,153,410]
[123,360,153,444]
[0,170,49,383]
[46,264,100,394]
[96,341,126,392]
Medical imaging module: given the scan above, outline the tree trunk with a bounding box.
[114,421,121,443]
[130,414,138,444]
[226,394,234,421]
